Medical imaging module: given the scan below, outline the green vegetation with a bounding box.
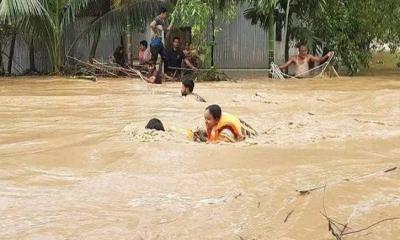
[244,0,400,74]
[0,0,162,73]
[0,0,399,75]
[361,52,400,76]
[170,0,238,68]
[301,0,400,74]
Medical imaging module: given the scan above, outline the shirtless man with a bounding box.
[279,45,334,77]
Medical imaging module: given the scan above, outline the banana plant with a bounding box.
[0,0,99,72]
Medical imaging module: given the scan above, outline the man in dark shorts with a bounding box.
[149,7,171,64]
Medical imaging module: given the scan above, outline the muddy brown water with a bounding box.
[0,75,399,240]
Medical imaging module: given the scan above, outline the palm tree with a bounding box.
[0,0,165,73]
[0,0,98,72]
[71,0,164,65]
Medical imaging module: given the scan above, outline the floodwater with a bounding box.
[0,75,399,240]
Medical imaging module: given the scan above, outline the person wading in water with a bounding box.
[181,79,206,102]
[279,45,334,77]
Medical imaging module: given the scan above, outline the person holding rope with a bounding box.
[144,62,162,84]
[279,45,334,77]
[165,37,197,78]
[183,42,199,69]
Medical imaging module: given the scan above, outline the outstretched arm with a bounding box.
[192,93,206,102]
[145,75,156,84]
[309,51,334,63]
[150,20,157,31]
[165,24,172,38]
[279,57,295,69]
[184,58,198,70]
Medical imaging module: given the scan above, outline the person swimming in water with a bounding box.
[144,62,162,84]
[181,79,206,102]
[202,104,257,143]
[145,118,200,141]
[145,118,165,131]
[143,107,256,143]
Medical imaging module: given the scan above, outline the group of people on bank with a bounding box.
[114,7,198,85]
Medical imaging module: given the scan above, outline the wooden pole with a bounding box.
[0,42,4,75]
[126,24,132,65]
[211,6,215,67]
[29,40,37,72]
[282,0,291,62]
[7,33,16,74]
[89,27,101,63]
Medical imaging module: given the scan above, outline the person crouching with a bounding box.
[203,104,257,143]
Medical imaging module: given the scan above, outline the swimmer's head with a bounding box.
[204,104,221,131]
[145,118,165,131]
[181,79,194,96]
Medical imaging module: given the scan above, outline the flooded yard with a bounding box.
[0,75,399,239]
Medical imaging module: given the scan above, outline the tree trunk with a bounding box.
[211,6,215,67]
[120,35,124,46]
[89,26,101,63]
[285,27,290,62]
[0,42,4,75]
[268,13,275,65]
[282,0,291,62]
[126,24,132,65]
[29,40,37,72]
[8,33,17,74]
